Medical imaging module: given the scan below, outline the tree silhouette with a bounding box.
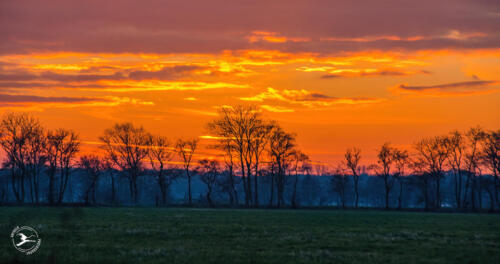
[290,150,309,208]
[147,135,176,206]
[482,130,499,209]
[176,138,198,206]
[393,148,409,210]
[100,123,149,204]
[207,105,267,207]
[447,130,466,208]
[0,113,46,204]
[79,155,104,205]
[414,136,449,209]
[197,159,220,207]
[345,147,361,208]
[331,163,348,209]
[268,125,296,208]
[462,127,486,210]
[371,143,395,210]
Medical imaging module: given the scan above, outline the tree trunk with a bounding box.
[186,168,192,205]
[58,167,70,204]
[435,177,441,209]
[11,169,22,203]
[424,179,429,211]
[353,175,359,208]
[495,174,499,210]
[385,188,390,210]
[463,175,470,208]
[48,169,55,205]
[254,163,259,207]
[268,173,274,207]
[207,186,213,208]
[291,173,299,209]
[471,176,476,210]
[240,158,248,207]
[111,173,116,205]
[246,162,253,206]
[397,180,403,210]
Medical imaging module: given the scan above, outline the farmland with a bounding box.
[1,208,499,264]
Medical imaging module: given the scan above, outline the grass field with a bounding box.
[0,208,499,264]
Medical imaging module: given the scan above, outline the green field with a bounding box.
[0,208,499,264]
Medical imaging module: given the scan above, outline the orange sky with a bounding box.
[1,1,499,165]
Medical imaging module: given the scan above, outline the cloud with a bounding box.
[128,65,205,80]
[260,105,295,113]
[246,31,310,43]
[240,87,383,108]
[320,69,431,79]
[392,80,499,95]
[0,0,498,55]
[0,65,203,83]
[0,93,154,108]
[0,93,106,103]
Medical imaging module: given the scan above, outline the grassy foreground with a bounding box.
[0,207,499,264]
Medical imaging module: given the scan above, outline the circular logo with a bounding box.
[10,226,41,255]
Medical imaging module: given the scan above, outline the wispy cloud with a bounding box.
[391,80,498,96]
[240,87,383,109]
[260,104,295,113]
[247,31,310,44]
[0,93,154,108]
[319,69,431,78]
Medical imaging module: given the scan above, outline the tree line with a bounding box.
[0,107,498,211]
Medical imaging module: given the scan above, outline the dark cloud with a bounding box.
[308,93,333,99]
[321,69,431,79]
[39,72,126,82]
[398,80,496,91]
[0,71,125,82]
[128,65,204,80]
[0,93,109,104]
[321,74,342,79]
[0,65,202,86]
[0,0,498,55]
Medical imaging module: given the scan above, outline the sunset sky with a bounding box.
[1,0,499,164]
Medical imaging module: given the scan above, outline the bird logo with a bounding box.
[16,233,37,247]
[11,226,41,255]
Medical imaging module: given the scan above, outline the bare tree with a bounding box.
[463,127,486,210]
[147,135,175,206]
[100,123,149,204]
[482,130,499,209]
[102,157,118,205]
[250,122,273,207]
[371,143,395,210]
[414,136,449,209]
[393,148,409,210]
[79,155,104,205]
[267,161,277,207]
[207,105,265,207]
[410,159,431,210]
[46,129,63,204]
[197,159,220,207]
[345,147,361,208]
[331,163,349,209]
[290,150,309,208]
[176,138,198,205]
[57,129,79,204]
[217,139,238,205]
[268,125,296,208]
[447,130,466,208]
[0,113,46,204]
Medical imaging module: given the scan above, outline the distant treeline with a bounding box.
[0,106,498,211]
